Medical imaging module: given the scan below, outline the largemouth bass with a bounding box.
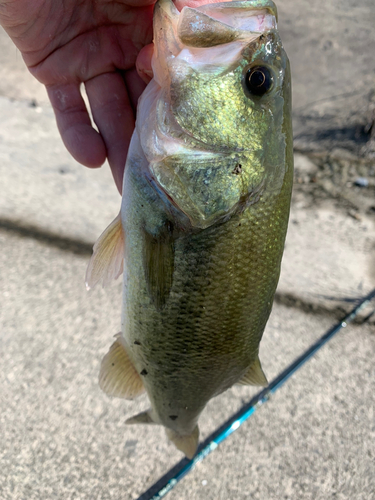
[86,0,293,459]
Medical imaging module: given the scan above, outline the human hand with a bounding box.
[0,0,223,192]
[0,0,156,192]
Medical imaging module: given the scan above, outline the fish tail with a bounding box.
[165,426,199,459]
[126,410,199,459]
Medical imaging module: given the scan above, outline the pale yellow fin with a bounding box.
[165,426,199,459]
[237,356,268,387]
[85,213,124,290]
[125,409,155,425]
[99,334,145,400]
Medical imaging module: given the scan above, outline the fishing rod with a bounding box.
[137,287,375,500]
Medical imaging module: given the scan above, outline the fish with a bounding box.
[86,0,293,459]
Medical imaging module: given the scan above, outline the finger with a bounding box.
[47,83,106,168]
[85,72,135,193]
[123,67,147,114]
[136,43,154,84]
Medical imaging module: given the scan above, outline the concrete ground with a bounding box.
[1,1,375,499]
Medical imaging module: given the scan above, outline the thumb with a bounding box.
[136,43,154,83]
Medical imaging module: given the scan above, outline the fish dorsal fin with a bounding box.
[165,426,200,459]
[85,213,124,290]
[125,409,156,425]
[143,222,174,310]
[237,356,268,387]
[99,334,145,400]
[178,8,239,47]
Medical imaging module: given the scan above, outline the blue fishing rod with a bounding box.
[137,287,375,500]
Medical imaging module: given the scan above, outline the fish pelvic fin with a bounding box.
[99,334,145,400]
[125,409,156,425]
[85,212,124,290]
[165,426,200,460]
[237,356,268,387]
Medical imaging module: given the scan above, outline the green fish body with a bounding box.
[87,0,293,459]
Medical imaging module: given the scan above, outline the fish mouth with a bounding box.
[177,1,278,48]
[151,0,278,86]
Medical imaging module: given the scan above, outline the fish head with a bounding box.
[137,0,292,229]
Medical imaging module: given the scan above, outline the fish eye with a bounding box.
[244,66,273,97]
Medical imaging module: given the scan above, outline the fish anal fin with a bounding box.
[85,213,124,290]
[125,409,155,425]
[99,334,145,400]
[165,426,199,459]
[237,356,268,387]
[143,222,174,310]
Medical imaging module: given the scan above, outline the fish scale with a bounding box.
[121,134,293,430]
[87,0,293,458]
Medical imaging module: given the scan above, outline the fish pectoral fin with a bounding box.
[237,356,268,387]
[143,223,174,310]
[125,409,155,425]
[85,212,125,290]
[165,426,200,460]
[99,334,145,400]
